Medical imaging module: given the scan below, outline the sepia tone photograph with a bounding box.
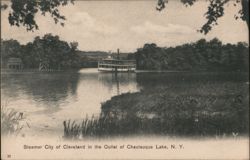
[1,0,249,159]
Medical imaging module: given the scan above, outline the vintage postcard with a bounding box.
[1,0,249,159]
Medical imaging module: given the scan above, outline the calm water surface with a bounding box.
[1,68,248,137]
[1,68,140,137]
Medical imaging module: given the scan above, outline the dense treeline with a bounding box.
[1,37,249,71]
[130,38,249,71]
[1,34,81,70]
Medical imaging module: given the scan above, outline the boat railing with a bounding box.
[99,59,136,64]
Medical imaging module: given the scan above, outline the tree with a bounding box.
[21,42,40,68]
[2,0,74,31]
[1,39,22,59]
[156,0,249,34]
[9,34,81,69]
[1,39,22,67]
[134,39,249,71]
[31,34,75,70]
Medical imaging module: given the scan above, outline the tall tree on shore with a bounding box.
[4,34,81,69]
[30,34,79,70]
[1,39,22,59]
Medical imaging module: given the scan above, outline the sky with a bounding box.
[1,0,249,52]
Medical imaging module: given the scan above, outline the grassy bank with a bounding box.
[63,80,249,139]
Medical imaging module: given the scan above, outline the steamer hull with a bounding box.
[98,59,136,72]
[98,67,136,72]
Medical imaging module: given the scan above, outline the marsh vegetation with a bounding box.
[1,106,26,135]
[63,72,249,139]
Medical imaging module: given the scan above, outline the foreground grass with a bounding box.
[1,106,25,135]
[63,81,249,139]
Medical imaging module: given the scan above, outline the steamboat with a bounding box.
[98,49,136,72]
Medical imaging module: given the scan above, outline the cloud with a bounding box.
[69,12,94,26]
[68,12,118,36]
[130,21,195,35]
[1,1,248,52]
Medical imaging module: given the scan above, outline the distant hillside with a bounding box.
[110,52,134,59]
[76,51,110,58]
[76,50,134,59]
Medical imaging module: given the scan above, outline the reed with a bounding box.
[63,93,249,139]
[1,106,25,135]
[63,80,249,139]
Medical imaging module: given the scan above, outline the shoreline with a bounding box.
[1,68,249,74]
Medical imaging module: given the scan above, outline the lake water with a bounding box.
[1,68,140,137]
[1,68,248,138]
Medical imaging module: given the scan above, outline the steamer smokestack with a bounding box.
[117,48,120,60]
